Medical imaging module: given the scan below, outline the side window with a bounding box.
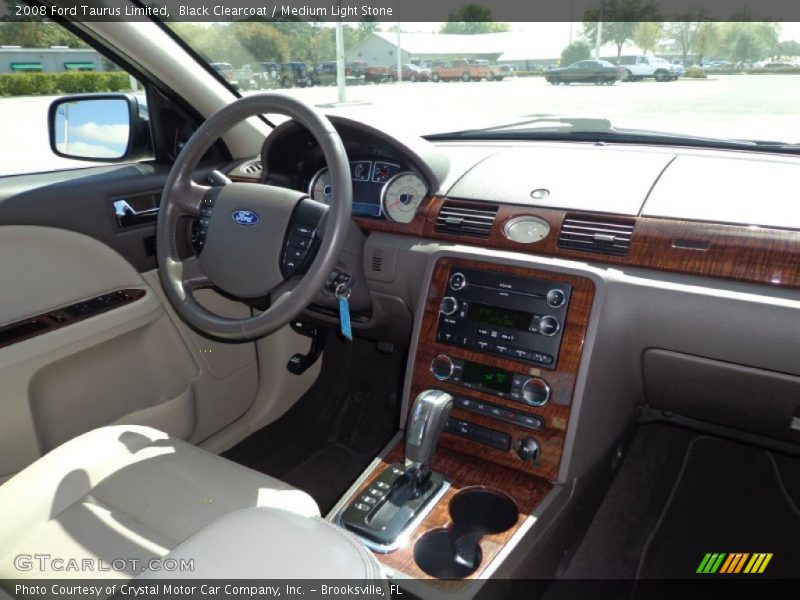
[0,19,153,177]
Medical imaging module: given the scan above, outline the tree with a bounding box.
[712,22,777,64]
[666,21,698,65]
[693,22,717,66]
[778,40,800,59]
[440,4,509,34]
[0,21,88,48]
[633,22,662,54]
[560,41,591,66]
[584,0,661,58]
[236,23,291,63]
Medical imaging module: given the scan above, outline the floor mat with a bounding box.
[223,334,403,514]
[636,435,800,579]
[562,424,800,582]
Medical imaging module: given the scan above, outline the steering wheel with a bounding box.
[156,94,352,340]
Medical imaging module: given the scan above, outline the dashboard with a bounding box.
[225,115,800,580]
[228,115,800,474]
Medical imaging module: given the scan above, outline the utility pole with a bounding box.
[595,1,605,59]
[395,25,402,83]
[335,19,346,103]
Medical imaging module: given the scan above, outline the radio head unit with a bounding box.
[436,266,572,369]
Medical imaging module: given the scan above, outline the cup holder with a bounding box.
[414,487,519,579]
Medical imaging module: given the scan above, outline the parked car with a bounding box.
[701,60,732,70]
[618,55,678,81]
[210,62,239,89]
[242,62,280,89]
[310,61,339,86]
[499,65,516,77]
[363,64,389,83]
[386,63,431,82]
[671,60,686,77]
[277,61,313,88]
[545,60,624,85]
[420,60,447,70]
[347,60,368,77]
[431,59,503,82]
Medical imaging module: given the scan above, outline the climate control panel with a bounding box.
[431,354,550,407]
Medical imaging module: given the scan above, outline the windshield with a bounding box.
[164,20,800,146]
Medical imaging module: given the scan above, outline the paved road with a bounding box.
[2,75,799,177]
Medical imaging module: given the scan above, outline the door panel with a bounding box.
[0,226,200,480]
[0,165,169,272]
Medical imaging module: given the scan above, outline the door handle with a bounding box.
[113,198,158,228]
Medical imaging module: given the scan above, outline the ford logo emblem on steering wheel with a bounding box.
[231,210,260,226]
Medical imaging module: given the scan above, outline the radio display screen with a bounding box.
[467,302,532,332]
[462,361,513,394]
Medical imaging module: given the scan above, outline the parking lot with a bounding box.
[2,74,800,176]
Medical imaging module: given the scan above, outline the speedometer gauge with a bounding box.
[381,172,427,223]
[308,168,333,205]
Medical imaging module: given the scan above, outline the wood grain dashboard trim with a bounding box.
[355,196,800,291]
[341,442,552,583]
[411,258,595,481]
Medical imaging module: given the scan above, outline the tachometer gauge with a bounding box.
[381,172,427,223]
[308,168,333,204]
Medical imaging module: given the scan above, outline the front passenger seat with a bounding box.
[0,425,380,581]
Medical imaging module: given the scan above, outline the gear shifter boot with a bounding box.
[339,389,453,550]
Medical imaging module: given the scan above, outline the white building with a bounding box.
[346,32,564,69]
[345,31,660,70]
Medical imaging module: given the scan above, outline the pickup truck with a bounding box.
[431,59,503,82]
[363,65,389,83]
[618,55,678,82]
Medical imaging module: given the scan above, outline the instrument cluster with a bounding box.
[307,159,428,223]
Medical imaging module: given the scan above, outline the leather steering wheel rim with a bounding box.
[156,94,352,340]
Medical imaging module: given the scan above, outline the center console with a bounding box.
[336,256,595,581]
[417,258,594,481]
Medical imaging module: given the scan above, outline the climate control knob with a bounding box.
[516,438,540,463]
[539,315,560,337]
[430,355,454,381]
[522,377,550,406]
[440,296,459,316]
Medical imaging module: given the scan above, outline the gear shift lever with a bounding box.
[339,389,453,550]
[404,390,453,495]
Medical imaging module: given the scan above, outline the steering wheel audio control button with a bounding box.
[193,196,217,252]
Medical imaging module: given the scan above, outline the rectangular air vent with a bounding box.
[435,201,498,238]
[558,213,635,256]
[241,160,262,175]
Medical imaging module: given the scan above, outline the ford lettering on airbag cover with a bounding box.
[231,210,260,225]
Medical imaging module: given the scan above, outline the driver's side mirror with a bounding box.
[48,93,152,162]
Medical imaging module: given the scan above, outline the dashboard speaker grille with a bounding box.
[558,213,635,256]
[435,201,498,238]
[370,248,383,272]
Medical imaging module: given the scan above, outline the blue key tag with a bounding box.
[336,283,353,341]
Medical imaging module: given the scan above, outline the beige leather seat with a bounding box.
[0,425,381,581]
